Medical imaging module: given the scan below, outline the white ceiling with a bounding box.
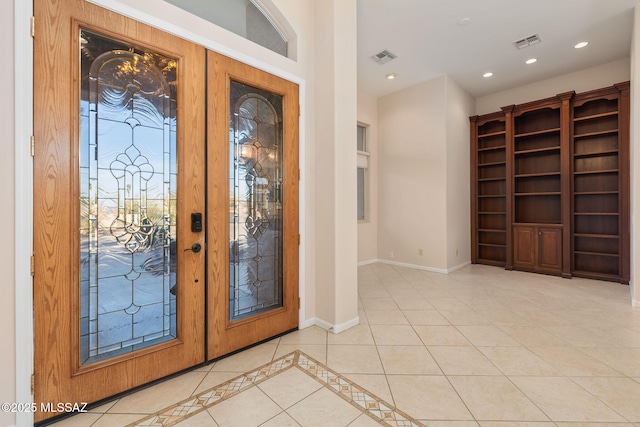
[357,0,640,98]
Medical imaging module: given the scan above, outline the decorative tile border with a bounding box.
[128,351,424,427]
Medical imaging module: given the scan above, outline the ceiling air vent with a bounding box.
[371,50,397,65]
[513,34,541,49]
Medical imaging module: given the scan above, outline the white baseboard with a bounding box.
[305,316,360,334]
[299,318,316,329]
[357,259,379,267]
[633,299,640,308]
[376,259,471,275]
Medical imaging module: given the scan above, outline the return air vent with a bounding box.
[371,50,397,65]
[513,34,541,49]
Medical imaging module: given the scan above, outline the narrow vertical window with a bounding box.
[357,124,369,221]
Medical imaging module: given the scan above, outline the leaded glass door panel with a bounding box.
[34,0,205,421]
[207,52,299,359]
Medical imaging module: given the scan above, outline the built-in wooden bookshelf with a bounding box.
[470,82,629,284]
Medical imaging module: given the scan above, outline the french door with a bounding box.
[33,0,298,422]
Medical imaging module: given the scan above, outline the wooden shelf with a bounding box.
[478,161,506,167]
[575,250,619,258]
[573,169,618,175]
[573,149,619,159]
[574,129,618,139]
[470,83,629,283]
[515,172,560,178]
[514,127,561,138]
[478,130,506,138]
[574,111,618,121]
[574,212,619,216]
[514,146,560,156]
[573,233,619,239]
[515,192,561,197]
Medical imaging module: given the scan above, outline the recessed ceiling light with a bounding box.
[574,41,589,49]
[525,58,538,65]
[483,72,493,78]
[386,73,397,80]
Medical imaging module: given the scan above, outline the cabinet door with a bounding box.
[513,226,536,267]
[538,227,562,271]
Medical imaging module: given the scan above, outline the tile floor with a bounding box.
[48,263,640,426]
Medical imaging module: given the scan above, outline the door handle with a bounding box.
[185,243,202,253]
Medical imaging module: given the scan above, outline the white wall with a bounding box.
[476,58,631,115]
[378,76,449,270]
[313,0,359,329]
[445,76,474,270]
[631,5,640,307]
[357,91,378,264]
[2,1,15,425]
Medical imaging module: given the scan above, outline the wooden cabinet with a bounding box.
[470,82,629,283]
[513,225,562,272]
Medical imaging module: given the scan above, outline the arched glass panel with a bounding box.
[229,81,284,320]
[164,0,288,57]
[79,29,178,365]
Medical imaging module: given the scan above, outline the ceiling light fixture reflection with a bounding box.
[525,58,538,64]
[386,73,397,79]
[483,72,493,78]
[574,41,589,49]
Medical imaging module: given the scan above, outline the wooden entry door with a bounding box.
[33,0,206,421]
[207,53,299,359]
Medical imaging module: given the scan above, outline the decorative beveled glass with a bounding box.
[79,29,178,365]
[229,81,284,321]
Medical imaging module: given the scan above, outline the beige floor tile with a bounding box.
[344,373,394,404]
[377,345,442,375]
[402,310,451,326]
[510,376,627,422]
[108,370,207,414]
[359,287,392,298]
[259,412,300,427]
[327,345,384,374]
[91,413,146,427]
[426,422,480,427]
[47,413,102,427]
[478,346,562,376]
[173,410,219,426]
[387,288,423,299]
[274,344,327,364]
[555,423,636,427]
[257,366,322,409]
[479,423,555,427]
[348,413,388,426]
[370,324,424,345]
[428,346,501,375]
[365,309,409,325]
[498,326,571,347]
[474,310,530,326]
[193,370,247,395]
[448,376,549,421]
[287,387,362,427]
[572,376,640,421]
[360,297,400,310]
[358,309,369,324]
[457,326,521,346]
[543,326,620,347]
[427,298,471,311]
[393,297,434,310]
[413,325,472,346]
[438,310,493,326]
[386,375,473,420]
[209,343,278,373]
[207,386,282,427]
[278,326,327,345]
[327,324,375,345]
[579,347,640,377]
[527,347,623,376]
[89,400,118,413]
